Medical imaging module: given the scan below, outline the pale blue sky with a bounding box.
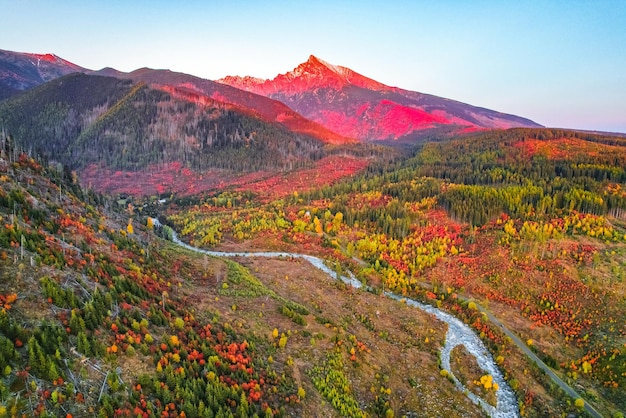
[2,0,625,132]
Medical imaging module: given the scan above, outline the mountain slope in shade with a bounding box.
[0,73,327,173]
[92,67,354,144]
[220,55,542,141]
[0,49,86,100]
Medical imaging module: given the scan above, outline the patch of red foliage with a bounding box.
[80,155,367,199]
[512,137,625,160]
[235,155,368,201]
[428,218,616,343]
[346,192,391,210]
[81,162,231,196]
[458,126,487,134]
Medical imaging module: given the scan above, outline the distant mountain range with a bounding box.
[0,49,541,143]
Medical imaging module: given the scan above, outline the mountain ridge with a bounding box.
[219,55,542,141]
[98,67,355,144]
[0,48,86,99]
[221,55,392,94]
[1,48,541,144]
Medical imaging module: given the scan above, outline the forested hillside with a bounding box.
[108,67,354,145]
[391,128,626,225]
[1,149,307,417]
[0,73,326,173]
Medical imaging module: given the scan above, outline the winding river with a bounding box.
[167,227,519,417]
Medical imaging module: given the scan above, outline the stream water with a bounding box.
[164,222,519,417]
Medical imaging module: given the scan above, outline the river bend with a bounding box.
[170,231,519,417]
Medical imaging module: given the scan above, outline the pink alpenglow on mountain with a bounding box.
[0,49,86,98]
[220,55,541,141]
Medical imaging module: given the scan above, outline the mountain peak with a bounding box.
[219,54,541,141]
[306,54,331,69]
[306,54,322,64]
[0,49,86,97]
[29,52,84,70]
[304,55,351,79]
[0,48,84,71]
[273,55,360,92]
